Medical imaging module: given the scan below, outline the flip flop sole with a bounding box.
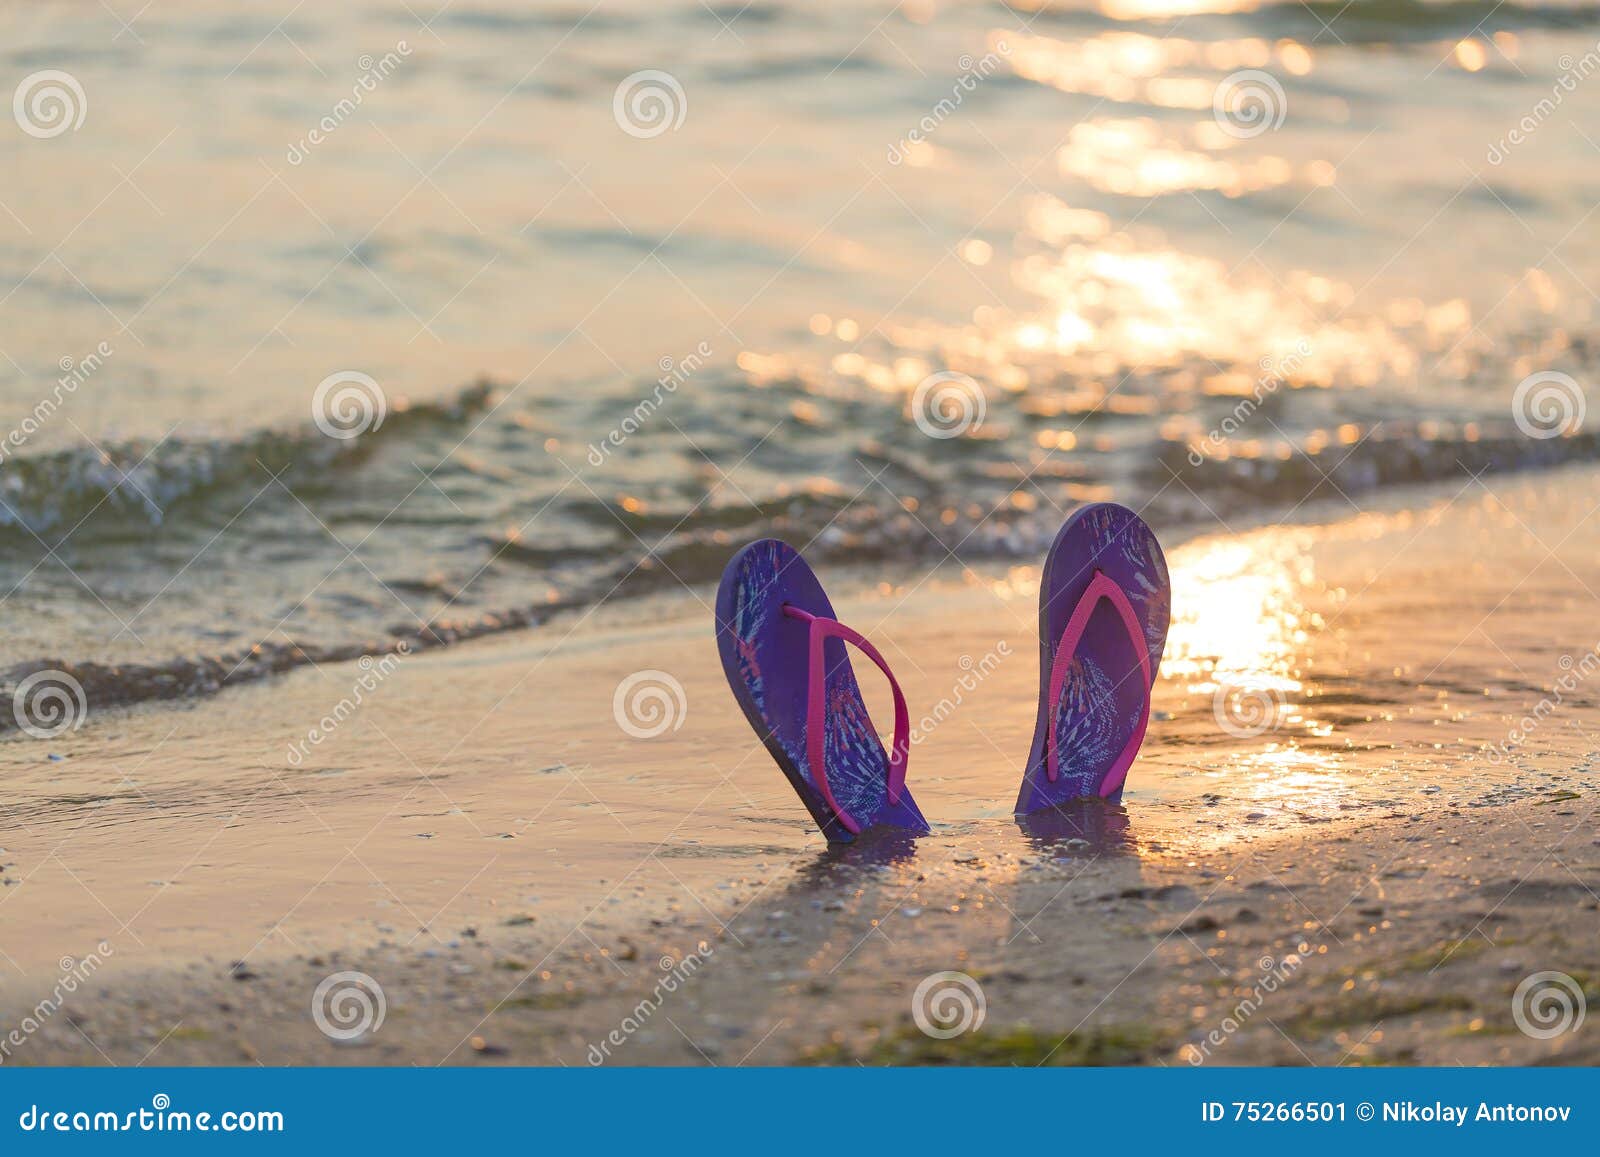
[1017,503,1170,814]
[715,538,929,843]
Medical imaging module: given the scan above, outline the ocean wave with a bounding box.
[1150,422,1600,517]
[1020,0,1600,38]
[0,382,494,538]
[1,404,1594,730]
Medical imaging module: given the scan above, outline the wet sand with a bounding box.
[2,465,1598,1065]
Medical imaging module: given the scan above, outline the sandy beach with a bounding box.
[3,464,1597,1066]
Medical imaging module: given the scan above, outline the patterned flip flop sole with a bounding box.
[715,538,930,843]
[1017,503,1170,814]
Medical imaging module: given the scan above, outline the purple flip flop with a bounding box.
[1016,502,1170,815]
[715,539,930,843]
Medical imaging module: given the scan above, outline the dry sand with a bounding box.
[2,465,1598,1065]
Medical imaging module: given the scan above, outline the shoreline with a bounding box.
[5,445,1599,730]
[2,465,1599,1064]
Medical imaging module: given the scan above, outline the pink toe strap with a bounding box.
[1046,570,1152,796]
[782,605,910,835]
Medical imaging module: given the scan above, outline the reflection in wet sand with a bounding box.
[1153,526,1358,820]
[1164,533,1311,693]
[1224,748,1348,813]
[1014,796,1137,853]
[786,829,924,888]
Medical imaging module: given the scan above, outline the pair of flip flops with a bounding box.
[714,502,1171,843]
